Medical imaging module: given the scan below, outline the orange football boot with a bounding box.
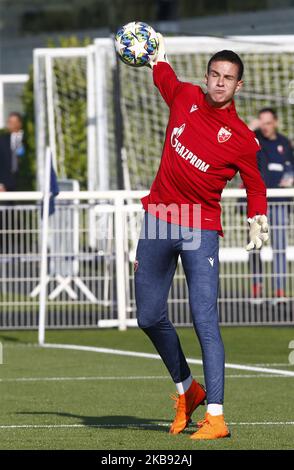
[169,379,206,434]
[190,412,230,440]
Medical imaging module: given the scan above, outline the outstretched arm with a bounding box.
[149,33,186,107]
[235,150,269,250]
[236,150,267,219]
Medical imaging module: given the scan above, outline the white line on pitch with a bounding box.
[0,422,294,430]
[0,374,293,383]
[0,375,169,382]
[4,343,294,370]
[40,343,294,377]
[0,343,39,349]
[247,363,294,367]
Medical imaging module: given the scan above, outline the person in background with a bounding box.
[0,112,25,254]
[0,112,25,192]
[249,108,294,303]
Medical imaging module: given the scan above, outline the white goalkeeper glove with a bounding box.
[148,33,168,69]
[246,215,269,251]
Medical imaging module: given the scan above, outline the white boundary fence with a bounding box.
[0,189,293,333]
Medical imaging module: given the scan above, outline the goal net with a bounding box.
[34,36,294,192]
[96,35,294,190]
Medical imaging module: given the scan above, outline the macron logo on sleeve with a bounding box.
[190,104,198,113]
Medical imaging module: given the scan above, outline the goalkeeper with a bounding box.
[134,34,268,440]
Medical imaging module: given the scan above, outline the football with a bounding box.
[114,21,159,67]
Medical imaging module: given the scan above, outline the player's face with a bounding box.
[205,61,243,108]
[258,112,278,139]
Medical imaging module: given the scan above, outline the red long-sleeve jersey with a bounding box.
[141,62,267,236]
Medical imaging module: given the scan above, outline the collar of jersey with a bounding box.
[202,93,236,115]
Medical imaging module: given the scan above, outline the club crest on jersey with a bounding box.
[217,126,232,143]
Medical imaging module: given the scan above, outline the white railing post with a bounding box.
[95,43,111,191]
[0,79,4,129]
[45,56,58,173]
[38,147,52,345]
[34,52,46,191]
[114,195,127,331]
[87,45,98,249]
[87,45,97,192]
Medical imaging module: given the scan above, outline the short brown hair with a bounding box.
[207,50,244,81]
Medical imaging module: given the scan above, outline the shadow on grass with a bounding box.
[0,335,25,343]
[15,411,193,435]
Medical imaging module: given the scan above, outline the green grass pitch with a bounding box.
[0,327,294,450]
